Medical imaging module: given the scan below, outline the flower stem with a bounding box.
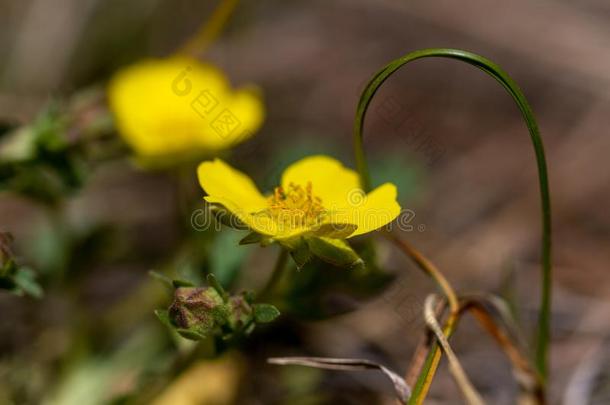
[258,249,289,300]
[353,48,552,384]
[176,0,240,56]
[386,232,458,313]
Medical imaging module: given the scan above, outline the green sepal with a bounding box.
[239,231,264,245]
[154,309,172,329]
[175,328,207,341]
[208,204,249,230]
[289,240,312,270]
[306,237,365,270]
[172,279,196,288]
[310,223,358,239]
[206,273,229,301]
[148,270,173,290]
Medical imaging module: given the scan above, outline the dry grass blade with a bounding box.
[268,356,411,402]
[405,297,447,386]
[460,294,544,404]
[424,295,486,405]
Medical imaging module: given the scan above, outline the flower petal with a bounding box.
[347,183,401,237]
[281,155,360,210]
[198,159,277,235]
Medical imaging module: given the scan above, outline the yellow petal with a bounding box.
[197,159,277,235]
[281,155,360,211]
[348,183,401,237]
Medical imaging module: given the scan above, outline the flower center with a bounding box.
[267,182,325,229]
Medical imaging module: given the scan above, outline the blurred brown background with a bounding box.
[1,0,609,404]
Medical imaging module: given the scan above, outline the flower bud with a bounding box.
[226,294,254,330]
[168,287,229,338]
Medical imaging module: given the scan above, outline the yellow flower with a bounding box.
[108,57,264,162]
[197,155,401,247]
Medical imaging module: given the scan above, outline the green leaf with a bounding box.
[253,304,280,323]
[306,237,365,270]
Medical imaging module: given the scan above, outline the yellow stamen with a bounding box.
[267,182,325,229]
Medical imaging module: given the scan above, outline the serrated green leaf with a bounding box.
[253,304,280,323]
[306,237,365,270]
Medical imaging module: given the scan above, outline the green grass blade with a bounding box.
[353,48,552,397]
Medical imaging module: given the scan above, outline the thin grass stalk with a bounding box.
[353,49,552,389]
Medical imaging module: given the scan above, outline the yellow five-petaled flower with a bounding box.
[108,57,264,164]
[197,155,401,267]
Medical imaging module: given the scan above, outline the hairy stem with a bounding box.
[177,0,239,56]
[258,249,289,300]
[386,232,458,313]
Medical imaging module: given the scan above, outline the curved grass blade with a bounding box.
[352,49,552,395]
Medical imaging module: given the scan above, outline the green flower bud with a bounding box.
[168,287,230,338]
[226,294,254,330]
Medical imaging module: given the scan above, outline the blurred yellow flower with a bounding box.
[108,57,264,162]
[197,155,401,243]
[152,355,242,405]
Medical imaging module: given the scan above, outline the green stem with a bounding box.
[258,249,289,299]
[353,48,552,395]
